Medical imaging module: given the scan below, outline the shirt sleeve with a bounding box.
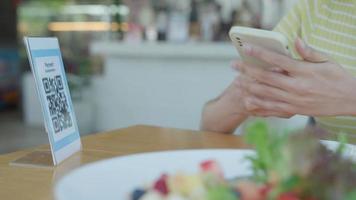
[273,0,305,59]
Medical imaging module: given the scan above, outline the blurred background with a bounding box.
[0,0,306,154]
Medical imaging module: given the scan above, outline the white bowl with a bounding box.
[55,149,254,200]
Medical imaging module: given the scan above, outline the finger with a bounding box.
[242,77,297,103]
[236,75,258,98]
[239,75,262,98]
[244,96,296,115]
[295,38,329,63]
[232,60,246,73]
[244,43,300,73]
[244,98,294,118]
[251,110,294,118]
[237,74,256,87]
[234,73,257,89]
[270,67,286,73]
[235,76,254,107]
[231,60,240,71]
[237,61,297,92]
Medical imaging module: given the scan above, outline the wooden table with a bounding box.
[0,125,247,200]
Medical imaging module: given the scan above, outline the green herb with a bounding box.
[336,132,347,155]
[243,121,356,200]
[244,121,290,183]
[207,186,238,200]
[345,191,356,200]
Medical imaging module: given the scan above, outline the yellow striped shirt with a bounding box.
[274,0,356,142]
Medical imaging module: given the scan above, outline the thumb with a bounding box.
[295,38,329,63]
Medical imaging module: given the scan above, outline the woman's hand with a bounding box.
[235,38,356,117]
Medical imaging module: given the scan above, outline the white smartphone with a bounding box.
[229,26,290,69]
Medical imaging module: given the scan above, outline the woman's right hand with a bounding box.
[231,61,295,119]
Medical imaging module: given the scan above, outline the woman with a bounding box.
[200,0,356,140]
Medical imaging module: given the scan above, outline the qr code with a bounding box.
[42,75,73,133]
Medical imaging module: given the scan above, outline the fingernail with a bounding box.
[231,61,239,70]
[243,44,252,55]
[233,61,244,71]
[236,60,243,65]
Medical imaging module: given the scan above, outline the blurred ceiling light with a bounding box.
[109,5,130,16]
[63,5,108,15]
[48,22,128,32]
[21,4,129,17]
[63,5,129,16]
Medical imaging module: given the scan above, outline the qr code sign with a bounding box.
[42,75,73,134]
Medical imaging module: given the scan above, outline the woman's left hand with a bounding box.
[236,38,356,117]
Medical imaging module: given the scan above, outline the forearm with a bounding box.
[200,83,247,134]
[344,77,356,116]
[351,92,356,116]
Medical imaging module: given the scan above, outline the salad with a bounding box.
[130,122,356,200]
